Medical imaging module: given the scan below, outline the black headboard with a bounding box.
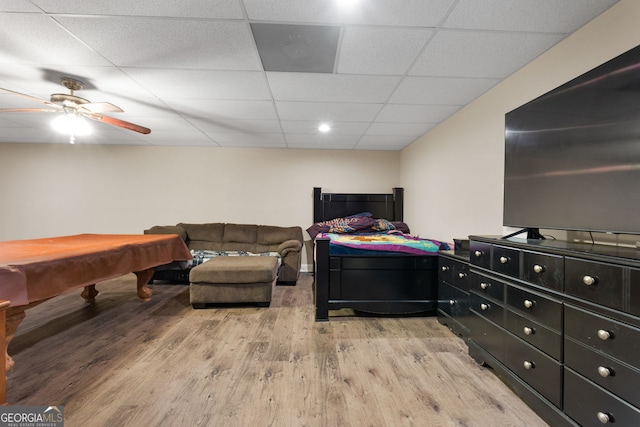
[313,187,403,223]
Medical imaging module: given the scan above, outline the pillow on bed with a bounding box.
[371,218,396,231]
[306,214,375,238]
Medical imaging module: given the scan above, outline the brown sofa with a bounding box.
[144,222,304,285]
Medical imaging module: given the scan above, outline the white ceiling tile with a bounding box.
[192,119,282,134]
[411,30,566,78]
[210,133,287,147]
[275,101,382,121]
[0,1,43,12]
[357,135,417,147]
[338,27,432,75]
[281,120,369,135]
[244,0,456,26]
[443,0,620,33]
[286,133,360,149]
[124,69,272,100]
[31,0,244,18]
[0,1,621,151]
[376,104,460,122]
[55,17,262,70]
[389,76,500,105]
[267,72,401,103]
[164,99,278,121]
[366,122,436,137]
[0,15,111,66]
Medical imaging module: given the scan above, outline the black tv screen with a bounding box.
[503,44,640,236]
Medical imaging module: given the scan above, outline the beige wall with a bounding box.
[401,0,640,245]
[0,143,400,270]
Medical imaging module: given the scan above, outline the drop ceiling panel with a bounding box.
[0,15,111,66]
[275,101,382,122]
[390,76,501,105]
[56,17,262,70]
[443,0,620,33]
[411,30,566,78]
[31,0,245,19]
[163,99,279,121]
[123,69,272,99]
[337,27,432,75]
[280,120,369,134]
[0,1,621,150]
[366,122,436,137]
[244,0,456,26]
[376,104,461,122]
[267,72,401,103]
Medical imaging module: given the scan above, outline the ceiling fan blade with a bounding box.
[87,113,151,134]
[0,108,61,113]
[80,102,124,114]
[0,86,55,107]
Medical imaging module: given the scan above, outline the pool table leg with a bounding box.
[134,269,154,302]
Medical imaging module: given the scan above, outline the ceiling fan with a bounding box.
[0,77,151,141]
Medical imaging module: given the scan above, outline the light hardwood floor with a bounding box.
[7,273,548,427]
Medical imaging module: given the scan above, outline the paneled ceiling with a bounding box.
[0,0,619,150]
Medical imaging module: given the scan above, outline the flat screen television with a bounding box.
[503,44,640,237]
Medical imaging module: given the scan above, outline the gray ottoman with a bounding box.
[189,256,278,308]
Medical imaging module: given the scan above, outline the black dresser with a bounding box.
[438,236,640,427]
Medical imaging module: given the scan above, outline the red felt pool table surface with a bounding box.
[0,233,191,307]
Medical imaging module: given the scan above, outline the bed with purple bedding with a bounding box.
[311,187,446,321]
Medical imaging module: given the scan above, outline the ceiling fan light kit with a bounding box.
[0,77,151,143]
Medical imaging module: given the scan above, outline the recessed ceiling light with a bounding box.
[336,0,361,10]
[318,123,331,133]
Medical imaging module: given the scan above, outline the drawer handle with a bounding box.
[597,366,613,378]
[499,256,509,264]
[533,264,544,274]
[480,303,490,311]
[480,282,491,290]
[523,326,534,336]
[523,299,535,309]
[474,250,483,258]
[523,360,535,370]
[597,329,612,340]
[597,412,612,424]
[583,275,598,286]
[441,266,450,272]
[458,272,467,279]
[449,299,456,306]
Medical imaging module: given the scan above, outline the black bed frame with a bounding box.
[313,187,439,321]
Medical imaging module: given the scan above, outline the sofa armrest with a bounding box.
[277,239,302,257]
[144,225,187,242]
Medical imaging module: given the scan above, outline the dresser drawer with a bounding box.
[565,337,640,409]
[564,367,640,427]
[468,311,504,362]
[506,285,562,331]
[438,281,470,321]
[470,292,504,326]
[492,245,520,278]
[439,257,470,291]
[564,304,640,368]
[522,250,563,291]
[469,272,504,302]
[503,332,562,407]
[628,268,640,317]
[506,309,562,360]
[470,240,491,269]
[565,257,624,310]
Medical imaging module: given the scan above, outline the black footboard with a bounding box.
[314,238,438,321]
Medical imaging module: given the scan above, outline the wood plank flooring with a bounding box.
[7,273,548,427]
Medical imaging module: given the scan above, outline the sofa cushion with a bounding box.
[223,223,258,243]
[144,225,187,241]
[177,223,224,242]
